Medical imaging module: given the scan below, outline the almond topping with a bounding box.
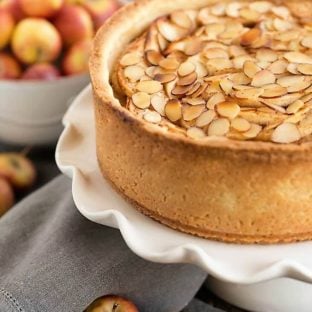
[241,28,262,46]
[261,84,288,98]
[154,73,177,84]
[231,118,251,132]
[196,110,216,127]
[208,118,230,136]
[124,65,145,82]
[243,123,262,139]
[151,94,166,115]
[145,50,163,65]
[301,36,312,49]
[271,123,301,143]
[171,11,193,29]
[235,87,264,99]
[186,127,206,139]
[177,72,197,86]
[136,80,163,94]
[183,105,205,121]
[144,111,162,124]
[284,52,312,65]
[132,92,151,109]
[207,93,226,109]
[159,58,180,70]
[219,78,233,95]
[243,61,261,78]
[165,99,182,122]
[120,53,141,66]
[216,101,240,119]
[297,64,312,75]
[178,62,195,76]
[157,18,188,42]
[287,100,305,114]
[251,70,276,87]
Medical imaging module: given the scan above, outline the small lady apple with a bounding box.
[19,0,64,18]
[0,178,14,216]
[22,63,61,80]
[0,9,15,49]
[0,153,36,189]
[53,4,93,46]
[12,18,62,64]
[0,52,21,79]
[85,295,139,312]
[62,39,92,75]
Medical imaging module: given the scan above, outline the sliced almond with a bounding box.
[273,18,292,31]
[172,84,193,96]
[284,52,312,65]
[132,92,151,109]
[211,3,226,16]
[196,110,216,127]
[178,62,195,76]
[287,81,311,93]
[165,99,182,121]
[164,79,177,99]
[206,93,226,109]
[190,83,208,98]
[235,87,264,99]
[184,98,205,106]
[124,65,145,82]
[271,123,301,143]
[136,80,163,94]
[287,63,300,75]
[143,111,162,124]
[251,70,276,87]
[244,61,261,78]
[241,28,262,46]
[120,53,141,66]
[145,66,157,78]
[145,50,163,65]
[157,18,188,42]
[154,73,177,83]
[186,81,201,96]
[301,36,312,49]
[243,123,262,139]
[186,127,206,139]
[233,55,255,69]
[268,60,288,74]
[204,48,228,59]
[183,105,205,121]
[194,61,208,78]
[277,75,305,87]
[226,2,242,18]
[157,33,168,51]
[256,49,278,62]
[159,58,180,70]
[229,45,247,57]
[231,118,251,132]
[184,38,203,56]
[204,23,225,40]
[250,1,272,13]
[219,78,233,95]
[171,11,193,29]
[240,8,261,21]
[177,72,197,86]
[151,94,166,115]
[271,6,289,19]
[297,64,312,75]
[216,101,240,119]
[206,58,233,73]
[231,73,251,85]
[261,84,288,98]
[208,118,230,136]
[260,93,302,107]
[286,100,305,114]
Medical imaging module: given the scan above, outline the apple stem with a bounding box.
[20,146,32,157]
[112,303,119,312]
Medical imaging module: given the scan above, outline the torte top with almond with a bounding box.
[115,1,312,144]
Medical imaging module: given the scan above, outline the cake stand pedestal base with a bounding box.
[207,277,312,312]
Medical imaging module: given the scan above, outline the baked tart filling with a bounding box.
[116,1,312,144]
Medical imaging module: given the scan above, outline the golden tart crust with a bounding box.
[90,0,312,244]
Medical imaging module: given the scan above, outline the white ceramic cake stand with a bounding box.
[56,85,312,312]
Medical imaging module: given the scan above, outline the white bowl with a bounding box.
[0,74,89,146]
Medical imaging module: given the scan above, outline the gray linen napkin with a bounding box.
[0,175,209,312]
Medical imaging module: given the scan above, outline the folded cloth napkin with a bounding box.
[0,175,212,312]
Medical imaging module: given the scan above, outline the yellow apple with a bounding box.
[19,0,64,18]
[12,18,62,64]
[0,153,36,189]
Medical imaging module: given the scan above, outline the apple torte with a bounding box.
[90,0,312,244]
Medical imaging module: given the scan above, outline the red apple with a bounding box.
[81,0,119,30]
[0,0,24,21]
[53,4,93,46]
[0,53,21,79]
[0,153,36,189]
[0,10,15,49]
[62,39,91,75]
[0,178,14,216]
[22,63,61,80]
[85,295,138,312]
[12,18,62,64]
[19,0,64,18]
